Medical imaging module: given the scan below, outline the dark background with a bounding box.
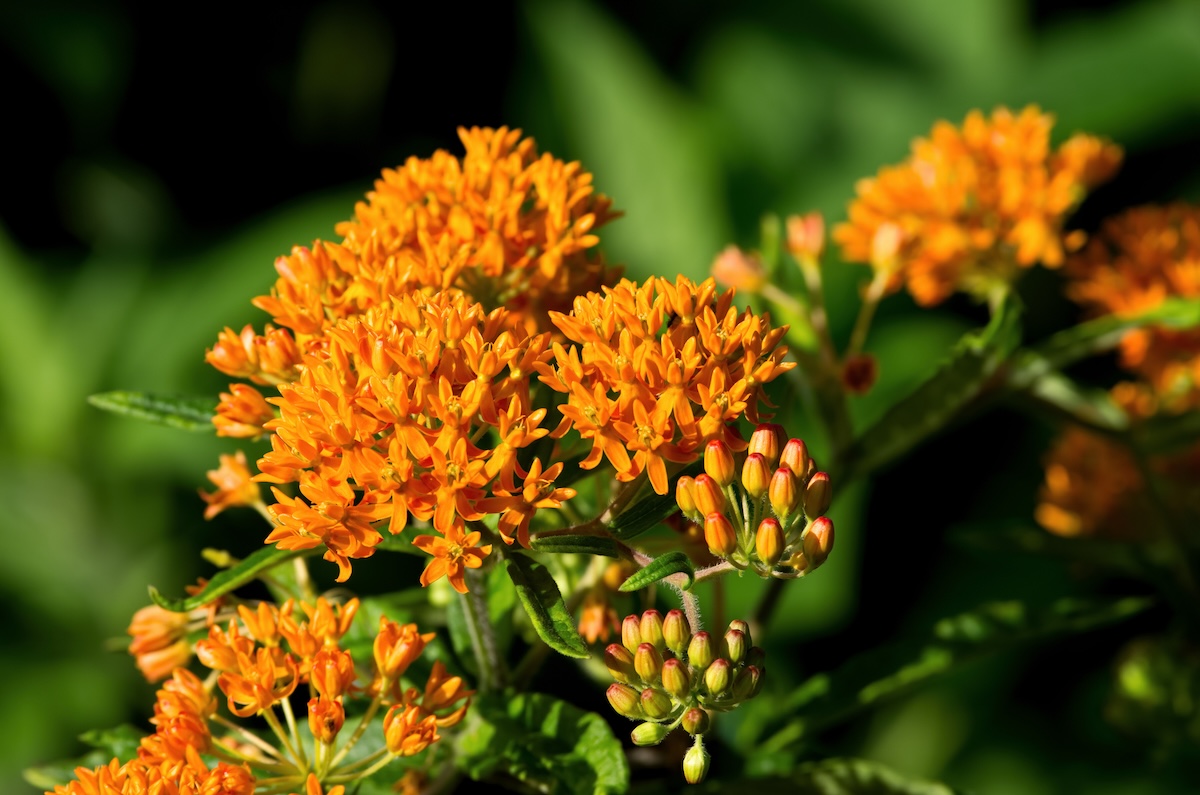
[4,0,1200,792]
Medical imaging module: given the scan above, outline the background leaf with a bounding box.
[619,551,695,592]
[148,546,308,612]
[504,553,589,659]
[87,392,215,432]
[530,535,621,558]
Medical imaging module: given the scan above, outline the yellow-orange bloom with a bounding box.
[835,105,1122,306]
[578,588,619,644]
[374,618,436,683]
[413,523,492,595]
[214,383,275,438]
[200,450,263,520]
[293,773,345,795]
[127,605,190,682]
[383,704,441,757]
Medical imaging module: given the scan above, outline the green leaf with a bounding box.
[744,596,1153,753]
[1015,369,1130,433]
[605,461,700,541]
[531,535,621,557]
[619,551,695,592]
[87,391,216,432]
[23,724,144,790]
[149,545,309,612]
[504,552,589,659]
[455,690,629,795]
[785,757,961,795]
[845,292,1022,479]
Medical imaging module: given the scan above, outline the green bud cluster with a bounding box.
[676,425,835,580]
[604,609,766,785]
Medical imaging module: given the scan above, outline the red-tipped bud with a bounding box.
[746,646,766,670]
[682,707,711,735]
[607,683,643,719]
[704,658,732,696]
[723,629,747,665]
[804,471,832,518]
[663,609,691,656]
[748,423,786,466]
[621,614,642,654]
[684,738,711,784]
[755,517,785,567]
[787,212,826,261]
[803,516,835,568]
[728,619,751,646]
[769,467,801,520]
[641,687,673,719]
[692,474,726,516]
[704,512,738,558]
[704,439,736,487]
[640,610,665,652]
[604,643,637,683]
[662,657,691,699]
[631,721,671,746]
[635,642,663,684]
[688,632,715,670]
[675,476,699,520]
[308,696,345,744]
[732,665,763,701]
[779,438,810,478]
[741,453,771,499]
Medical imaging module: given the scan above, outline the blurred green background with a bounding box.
[4,0,1200,792]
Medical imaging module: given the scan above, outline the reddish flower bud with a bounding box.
[675,476,700,520]
[641,687,673,719]
[732,665,763,701]
[663,609,691,656]
[755,517,785,567]
[607,683,643,719]
[682,707,711,735]
[640,610,665,652]
[769,467,800,520]
[688,632,715,670]
[704,512,738,558]
[741,453,771,499]
[841,353,878,395]
[748,423,786,466]
[711,244,765,292]
[803,516,835,568]
[728,620,752,648]
[631,721,671,746]
[746,646,766,670]
[621,614,642,654]
[662,657,691,699]
[723,629,747,665]
[704,658,732,696]
[692,474,726,516]
[804,471,832,518]
[704,439,736,487]
[635,642,664,684]
[604,643,637,684]
[786,212,825,261]
[779,438,810,478]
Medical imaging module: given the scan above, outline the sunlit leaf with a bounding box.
[619,551,695,592]
[88,391,215,432]
[504,552,589,659]
[530,535,621,557]
[149,546,309,612]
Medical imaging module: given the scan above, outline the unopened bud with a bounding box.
[640,610,665,652]
[755,517,785,566]
[704,440,736,487]
[748,423,786,466]
[804,471,832,518]
[732,665,763,701]
[746,646,766,670]
[768,467,800,520]
[786,212,825,261]
[841,353,878,395]
[704,658,732,696]
[631,721,672,747]
[724,629,747,665]
[803,516,835,568]
[621,615,642,654]
[711,245,765,292]
[308,696,344,744]
[779,438,810,478]
[682,707,711,735]
[607,683,643,719]
[635,642,664,684]
[641,688,673,719]
[692,474,726,516]
[684,739,711,784]
[604,643,637,683]
[675,476,699,520]
[741,453,771,499]
[704,512,738,558]
[688,632,715,670]
[728,619,751,646]
[663,609,691,656]
[662,657,691,699]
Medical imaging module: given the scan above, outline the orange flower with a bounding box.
[217,647,301,717]
[200,450,263,520]
[292,773,345,795]
[127,605,191,682]
[1035,427,1144,540]
[413,523,492,594]
[206,323,301,385]
[478,459,577,548]
[415,660,474,727]
[308,696,346,744]
[834,105,1122,306]
[578,588,619,644]
[374,618,436,684]
[382,704,441,757]
[214,383,275,438]
[309,648,357,699]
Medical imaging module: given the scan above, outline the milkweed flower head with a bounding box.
[834,105,1122,306]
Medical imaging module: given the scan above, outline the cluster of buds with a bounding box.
[604,609,765,784]
[676,424,834,578]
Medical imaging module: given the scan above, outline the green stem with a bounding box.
[845,271,889,360]
[461,567,506,691]
[328,746,391,778]
[279,693,308,770]
[328,694,384,769]
[262,706,305,772]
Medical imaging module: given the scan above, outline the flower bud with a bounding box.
[682,707,711,735]
[635,642,663,684]
[741,453,771,499]
[755,517,785,566]
[728,619,751,644]
[779,438,810,479]
[841,353,878,395]
[640,687,673,719]
[804,471,832,518]
[768,467,800,520]
[704,439,736,487]
[640,610,665,652]
[711,245,765,292]
[723,629,747,665]
[803,516,835,568]
[787,212,825,261]
[632,721,673,747]
[675,476,699,520]
[688,632,715,670]
[746,646,766,670]
[704,658,732,696]
[308,696,344,744]
[684,739,711,784]
[704,512,737,558]
[604,643,637,684]
[663,609,691,656]
[748,423,786,466]
[606,683,643,719]
[661,657,691,699]
[621,614,642,654]
[732,665,763,701]
[692,474,726,516]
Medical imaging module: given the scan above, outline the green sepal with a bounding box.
[504,552,589,659]
[149,545,309,612]
[88,391,215,432]
[530,534,621,557]
[619,551,695,592]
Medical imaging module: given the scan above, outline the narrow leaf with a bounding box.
[88,391,215,432]
[504,553,589,659]
[605,461,701,540]
[149,546,309,612]
[619,551,695,592]
[786,758,961,795]
[530,534,621,557]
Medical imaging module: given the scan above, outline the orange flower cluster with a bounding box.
[258,289,575,584]
[543,276,794,495]
[834,105,1122,306]
[1066,203,1200,413]
[47,748,254,795]
[127,580,224,682]
[1035,427,1145,539]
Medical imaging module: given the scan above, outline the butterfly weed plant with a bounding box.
[38,107,1200,794]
